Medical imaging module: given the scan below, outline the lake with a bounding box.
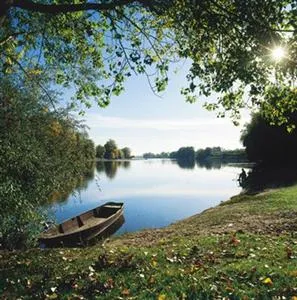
[47,159,244,235]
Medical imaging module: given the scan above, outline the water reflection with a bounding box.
[46,160,297,241]
[87,215,125,246]
[239,166,297,193]
[122,161,131,169]
[104,161,118,179]
[196,159,223,170]
[176,158,195,169]
[96,160,131,179]
[50,159,244,235]
[95,159,237,174]
[49,161,96,203]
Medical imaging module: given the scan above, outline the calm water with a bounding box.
[48,159,244,235]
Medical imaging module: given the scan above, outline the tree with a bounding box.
[241,111,297,165]
[143,152,155,159]
[2,1,297,125]
[176,147,195,161]
[122,147,131,159]
[167,1,297,126]
[0,77,96,249]
[96,145,106,159]
[81,136,96,160]
[169,151,177,159]
[104,139,118,159]
[0,0,174,110]
[196,147,212,161]
[160,152,169,158]
[117,149,124,159]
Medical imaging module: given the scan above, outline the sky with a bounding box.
[70,63,250,156]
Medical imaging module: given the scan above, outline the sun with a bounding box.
[271,47,286,62]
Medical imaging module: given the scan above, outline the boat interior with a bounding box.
[58,204,122,234]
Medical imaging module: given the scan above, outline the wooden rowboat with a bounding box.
[39,202,124,247]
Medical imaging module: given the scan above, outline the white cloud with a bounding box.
[85,113,249,131]
[81,112,251,155]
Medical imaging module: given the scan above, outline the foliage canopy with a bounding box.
[1,0,297,124]
[1,0,175,111]
[169,0,297,126]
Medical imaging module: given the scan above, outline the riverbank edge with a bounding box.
[1,185,297,298]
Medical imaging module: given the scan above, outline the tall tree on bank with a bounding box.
[0,77,96,249]
[1,1,297,125]
[241,110,297,166]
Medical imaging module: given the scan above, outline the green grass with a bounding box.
[1,185,297,299]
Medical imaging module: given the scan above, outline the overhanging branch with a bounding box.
[10,0,139,14]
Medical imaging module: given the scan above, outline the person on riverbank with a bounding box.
[238,168,247,187]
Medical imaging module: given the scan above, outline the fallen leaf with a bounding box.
[230,235,240,246]
[149,277,155,284]
[158,294,166,300]
[262,277,273,285]
[152,261,158,267]
[104,278,114,289]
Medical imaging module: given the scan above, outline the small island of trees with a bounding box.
[96,139,132,160]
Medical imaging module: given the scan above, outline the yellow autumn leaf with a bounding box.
[28,68,42,76]
[152,260,158,267]
[292,297,297,300]
[263,277,273,285]
[158,294,166,300]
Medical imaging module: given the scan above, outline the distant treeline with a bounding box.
[196,147,248,162]
[96,139,132,160]
[143,152,172,159]
[143,147,247,162]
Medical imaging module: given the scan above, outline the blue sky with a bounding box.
[71,63,250,156]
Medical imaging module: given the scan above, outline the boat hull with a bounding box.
[39,202,124,247]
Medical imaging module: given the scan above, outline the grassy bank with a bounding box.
[1,186,297,299]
